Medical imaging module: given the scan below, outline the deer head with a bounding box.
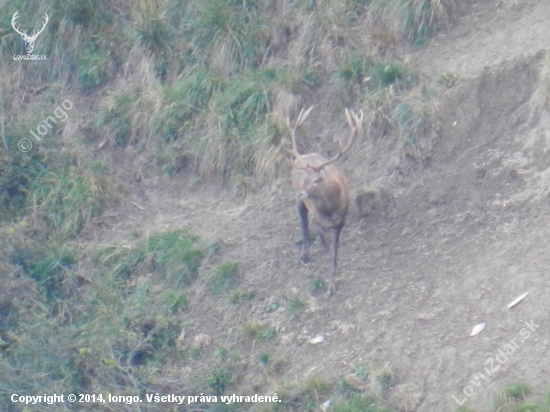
[12,11,49,54]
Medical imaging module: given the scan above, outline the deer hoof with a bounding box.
[327,283,337,296]
[300,256,310,265]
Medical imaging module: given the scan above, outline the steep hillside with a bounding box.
[2,0,550,411]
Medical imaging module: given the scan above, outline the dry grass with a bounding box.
[368,0,456,43]
[532,54,550,110]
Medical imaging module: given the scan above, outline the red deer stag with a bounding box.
[285,107,364,296]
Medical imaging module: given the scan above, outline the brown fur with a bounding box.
[285,108,363,295]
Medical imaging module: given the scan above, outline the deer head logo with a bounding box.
[11,11,49,55]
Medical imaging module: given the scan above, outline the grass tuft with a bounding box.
[94,230,203,285]
[376,369,395,390]
[257,352,271,366]
[229,289,254,305]
[9,243,75,304]
[532,54,550,110]
[130,0,173,55]
[437,70,459,88]
[76,44,108,94]
[243,323,276,341]
[368,0,456,44]
[185,0,269,72]
[372,62,410,87]
[163,291,188,314]
[284,296,306,319]
[351,361,369,380]
[208,261,239,295]
[31,165,113,239]
[500,382,532,402]
[391,85,439,156]
[331,393,392,412]
[205,364,234,396]
[310,277,327,293]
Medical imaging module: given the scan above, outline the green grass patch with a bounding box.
[376,369,394,390]
[351,361,369,380]
[333,49,412,105]
[257,352,271,366]
[368,0,456,44]
[331,393,393,412]
[9,243,75,304]
[284,296,306,319]
[130,0,174,55]
[0,91,113,231]
[93,87,140,146]
[278,378,332,412]
[184,0,270,71]
[229,289,254,305]
[163,291,188,314]
[455,407,478,412]
[0,146,46,222]
[208,261,239,295]
[31,165,113,239]
[493,382,533,410]
[264,300,279,313]
[390,85,439,155]
[76,43,108,94]
[205,364,234,396]
[372,62,410,87]
[437,70,459,88]
[310,277,327,293]
[94,230,203,285]
[243,323,276,341]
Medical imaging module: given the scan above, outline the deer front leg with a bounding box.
[297,201,310,264]
[328,221,344,296]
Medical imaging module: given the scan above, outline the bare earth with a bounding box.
[88,1,550,410]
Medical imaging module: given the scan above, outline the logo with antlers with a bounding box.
[11,11,49,55]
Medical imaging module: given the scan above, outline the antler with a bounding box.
[27,13,49,41]
[284,106,314,159]
[310,108,364,171]
[11,11,26,37]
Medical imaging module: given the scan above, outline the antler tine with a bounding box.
[296,106,313,128]
[311,108,364,171]
[287,114,300,158]
[285,106,314,159]
[339,108,363,155]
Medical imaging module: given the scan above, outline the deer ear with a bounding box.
[319,169,326,178]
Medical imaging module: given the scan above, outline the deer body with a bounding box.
[285,107,363,296]
[292,155,349,228]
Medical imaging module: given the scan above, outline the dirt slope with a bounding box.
[89,1,550,410]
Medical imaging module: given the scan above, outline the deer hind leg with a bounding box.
[297,201,310,264]
[318,227,330,252]
[327,221,344,296]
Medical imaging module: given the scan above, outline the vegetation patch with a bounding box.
[94,230,204,285]
[208,261,239,295]
[244,323,276,341]
[31,165,113,239]
[9,242,75,305]
[284,296,306,319]
[368,0,456,44]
